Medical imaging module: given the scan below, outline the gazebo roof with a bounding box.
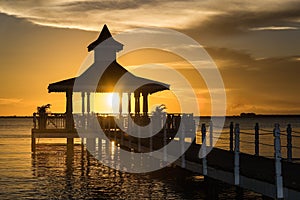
[87,24,123,52]
[48,61,169,94]
[48,25,169,94]
[48,77,75,92]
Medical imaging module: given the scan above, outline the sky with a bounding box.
[0,0,300,116]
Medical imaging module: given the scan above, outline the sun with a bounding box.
[106,93,113,107]
[105,93,120,113]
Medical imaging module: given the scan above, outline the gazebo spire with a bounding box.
[87,24,122,52]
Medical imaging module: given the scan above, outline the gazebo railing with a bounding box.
[33,112,195,134]
[33,112,66,130]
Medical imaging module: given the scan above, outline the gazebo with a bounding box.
[47,24,170,130]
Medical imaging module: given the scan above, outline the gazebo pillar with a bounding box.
[81,92,85,115]
[134,92,140,115]
[86,92,90,115]
[128,93,131,114]
[66,90,73,130]
[142,92,149,116]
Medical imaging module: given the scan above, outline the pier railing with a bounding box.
[198,122,300,199]
[198,121,300,162]
[32,112,300,162]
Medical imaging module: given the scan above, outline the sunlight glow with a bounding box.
[111,141,115,156]
[106,93,119,112]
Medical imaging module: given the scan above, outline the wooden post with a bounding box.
[287,124,292,162]
[128,117,131,150]
[274,123,284,200]
[201,123,207,176]
[128,93,131,114]
[81,92,85,129]
[205,177,219,200]
[66,90,73,130]
[230,122,234,151]
[134,92,140,115]
[138,123,141,152]
[33,113,37,129]
[149,120,153,156]
[255,123,260,156]
[234,123,240,186]
[236,187,244,199]
[163,114,167,162]
[86,92,90,114]
[67,138,74,153]
[121,119,124,145]
[86,92,90,127]
[142,92,148,116]
[81,138,85,152]
[31,136,36,152]
[81,92,85,115]
[209,120,213,147]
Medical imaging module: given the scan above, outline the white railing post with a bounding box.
[234,123,240,185]
[201,123,207,176]
[274,123,284,199]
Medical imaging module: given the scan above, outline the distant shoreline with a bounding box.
[0,116,33,118]
[0,114,300,119]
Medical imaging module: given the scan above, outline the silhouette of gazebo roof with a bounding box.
[87,24,123,52]
[48,61,169,94]
[48,25,169,94]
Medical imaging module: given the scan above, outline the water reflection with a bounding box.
[30,143,206,199]
[29,142,264,200]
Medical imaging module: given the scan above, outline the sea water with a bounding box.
[1,117,299,199]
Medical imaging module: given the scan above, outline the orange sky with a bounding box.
[0,1,300,116]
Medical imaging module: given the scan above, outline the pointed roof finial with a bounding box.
[87,24,122,52]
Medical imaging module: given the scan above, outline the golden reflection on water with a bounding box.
[28,142,205,199]
[111,141,115,156]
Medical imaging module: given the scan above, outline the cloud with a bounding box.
[249,26,299,31]
[0,0,216,31]
[59,0,156,11]
[0,0,299,44]
[204,46,300,114]
[0,1,299,115]
[0,98,22,105]
[183,1,300,37]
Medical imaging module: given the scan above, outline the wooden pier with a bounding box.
[31,112,300,199]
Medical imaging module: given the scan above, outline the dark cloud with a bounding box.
[59,0,184,12]
[60,0,144,11]
[184,1,300,37]
[204,46,300,113]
